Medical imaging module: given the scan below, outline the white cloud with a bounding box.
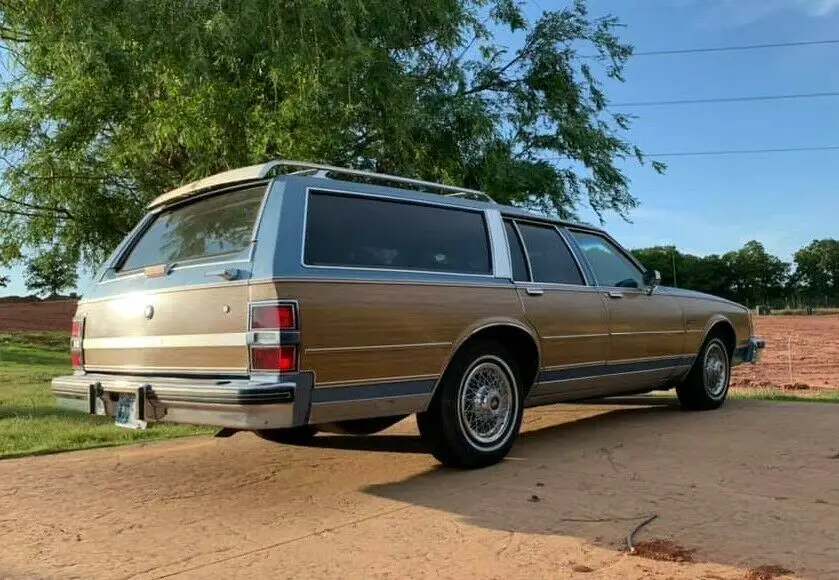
[698,0,839,26]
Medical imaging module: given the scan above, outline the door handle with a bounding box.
[525,288,544,296]
[606,291,623,299]
[204,267,240,281]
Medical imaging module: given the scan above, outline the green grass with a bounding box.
[0,332,213,460]
[731,389,839,403]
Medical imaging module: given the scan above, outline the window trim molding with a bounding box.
[110,181,271,278]
[508,219,589,287]
[300,186,496,278]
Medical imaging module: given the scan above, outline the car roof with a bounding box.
[147,159,605,234]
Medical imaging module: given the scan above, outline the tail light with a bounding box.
[71,317,85,369]
[248,302,298,373]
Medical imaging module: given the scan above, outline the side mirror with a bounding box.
[643,269,661,296]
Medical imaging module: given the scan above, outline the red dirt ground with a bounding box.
[731,315,839,392]
[0,299,78,332]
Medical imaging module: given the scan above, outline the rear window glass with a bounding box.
[304,191,491,275]
[119,185,265,272]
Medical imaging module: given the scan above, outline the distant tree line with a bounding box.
[631,239,839,308]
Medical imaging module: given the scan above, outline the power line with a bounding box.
[545,145,839,159]
[633,38,839,57]
[648,145,839,157]
[614,91,839,107]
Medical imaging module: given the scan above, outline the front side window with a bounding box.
[304,191,491,275]
[571,230,644,288]
[516,222,584,285]
[119,185,266,272]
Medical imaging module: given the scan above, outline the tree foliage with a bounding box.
[24,249,78,296]
[0,0,662,273]
[632,240,839,308]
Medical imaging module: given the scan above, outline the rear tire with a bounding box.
[677,336,731,411]
[417,340,524,469]
[256,425,318,445]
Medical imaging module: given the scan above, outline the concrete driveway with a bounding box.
[2,399,837,579]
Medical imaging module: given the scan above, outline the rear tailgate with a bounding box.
[77,183,269,377]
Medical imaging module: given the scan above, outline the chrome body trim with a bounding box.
[486,209,512,280]
[542,333,610,341]
[51,373,311,429]
[83,333,247,350]
[305,342,451,354]
[299,186,496,279]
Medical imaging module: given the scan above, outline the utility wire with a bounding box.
[615,91,839,107]
[648,145,839,157]
[633,38,839,57]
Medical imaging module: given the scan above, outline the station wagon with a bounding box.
[52,160,765,468]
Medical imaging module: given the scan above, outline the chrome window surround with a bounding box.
[566,227,649,290]
[300,186,499,279]
[105,180,273,282]
[500,215,591,287]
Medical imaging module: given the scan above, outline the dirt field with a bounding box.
[3,399,838,580]
[731,315,839,391]
[0,299,77,332]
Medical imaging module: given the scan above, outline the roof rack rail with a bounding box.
[149,159,498,209]
[443,191,498,204]
[274,160,497,203]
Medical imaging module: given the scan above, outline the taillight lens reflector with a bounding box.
[251,304,296,330]
[250,346,297,372]
[71,317,84,369]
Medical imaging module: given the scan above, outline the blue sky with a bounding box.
[2,0,838,296]
[575,0,839,258]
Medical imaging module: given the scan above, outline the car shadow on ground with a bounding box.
[306,397,824,576]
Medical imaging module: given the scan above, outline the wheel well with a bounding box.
[451,325,540,395]
[708,320,736,359]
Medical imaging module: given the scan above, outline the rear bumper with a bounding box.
[51,372,313,429]
[733,337,766,365]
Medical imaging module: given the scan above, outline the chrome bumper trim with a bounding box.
[733,337,765,365]
[51,373,307,430]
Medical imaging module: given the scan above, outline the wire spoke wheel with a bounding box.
[457,358,516,451]
[703,342,729,398]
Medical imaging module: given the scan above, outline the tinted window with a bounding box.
[571,231,643,288]
[119,185,265,272]
[516,223,584,285]
[304,192,491,274]
[504,220,529,281]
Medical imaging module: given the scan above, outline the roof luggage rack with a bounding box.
[148,159,498,209]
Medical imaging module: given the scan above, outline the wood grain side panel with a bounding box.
[517,288,608,369]
[305,346,451,385]
[84,346,247,371]
[605,292,686,362]
[251,280,525,385]
[77,285,249,338]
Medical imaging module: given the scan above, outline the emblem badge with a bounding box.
[144,305,155,320]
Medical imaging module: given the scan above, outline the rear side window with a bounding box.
[504,220,529,281]
[516,223,584,285]
[119,185,266,272]
[304,191,491,275]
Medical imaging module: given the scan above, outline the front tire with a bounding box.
[417,340,524,469]
[677,336,731,410]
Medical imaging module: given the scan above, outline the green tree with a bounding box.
[723,241,788,306]
[0,274,8,288]
[793,239,839,302]
[0,0,663,272]
[24,250,77,296]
